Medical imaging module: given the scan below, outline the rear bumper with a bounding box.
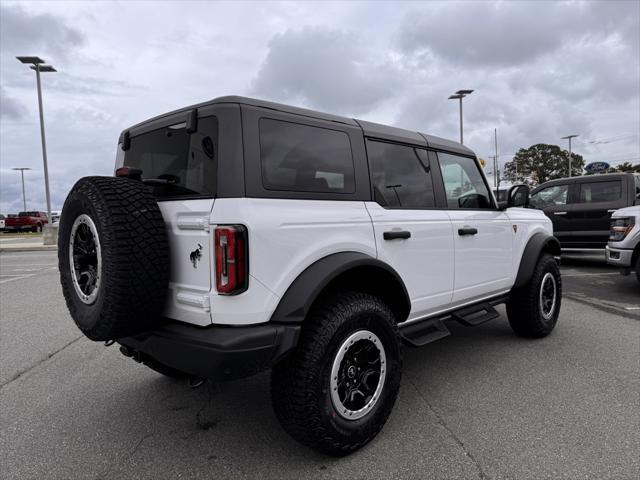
[605,246,633,268]
[118,321,300,381]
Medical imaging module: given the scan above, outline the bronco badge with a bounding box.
[190,244,203,268]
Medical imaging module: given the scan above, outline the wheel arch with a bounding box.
[269,252,411,325]
[513,233,561,289]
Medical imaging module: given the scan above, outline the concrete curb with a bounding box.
[0,245,57,253]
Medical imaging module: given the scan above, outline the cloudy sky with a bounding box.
[1,0,638,212]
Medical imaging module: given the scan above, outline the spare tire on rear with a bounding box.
[58,176,169,341]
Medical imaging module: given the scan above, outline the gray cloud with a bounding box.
[397,1,639,67]
[252,27,402,116]
[0,3,85,63]
[0,86,27,120]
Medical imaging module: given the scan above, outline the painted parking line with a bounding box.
[0,274,37,284]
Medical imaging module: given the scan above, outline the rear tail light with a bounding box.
[214,225,248,295]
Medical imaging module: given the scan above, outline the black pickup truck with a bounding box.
[529,172,640,249]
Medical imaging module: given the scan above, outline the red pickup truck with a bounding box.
[4,211,49,232]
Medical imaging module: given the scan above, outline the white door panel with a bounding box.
[447,210,513,302]
[159,199,215,326]
[366,202,454,320]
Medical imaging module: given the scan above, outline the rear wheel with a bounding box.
[58,176,169,341]
[635,255,639,284]
[507,253,561,338]
[271,292,402,456]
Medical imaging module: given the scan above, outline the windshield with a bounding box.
[124,116,218,198]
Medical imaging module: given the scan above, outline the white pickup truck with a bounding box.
[606,205,640,284]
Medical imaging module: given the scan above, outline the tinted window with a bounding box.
[259,118,355,193]
[367,140,435,209]
[578,181,621,203]
[125,116,218,198]
[437,153,492,209]
[529,184,568,208]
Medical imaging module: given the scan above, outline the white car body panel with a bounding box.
[207,198,377,325]
[159,196,553,327]
[446,210,513,303]
[365,202,455,321]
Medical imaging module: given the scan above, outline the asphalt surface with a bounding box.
[1,251,638,479]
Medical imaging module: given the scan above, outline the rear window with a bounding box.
[578,181,621,203]
[18,211,40,216]
[124,116,218,198]
[259,118,355,193]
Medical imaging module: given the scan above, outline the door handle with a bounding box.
[554,211,567,215]
[458,227,478,236]
[383,230,411,240]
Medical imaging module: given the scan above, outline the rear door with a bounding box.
[569,176,627,246]
[365,140,454,321]
[121,114,219,325]
[434,151,513,304]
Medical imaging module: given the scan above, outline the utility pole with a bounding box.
[494,128,500,189]
[561,134,579,177]
[12,167,31,212]
[448,90,474,144]
[16,56,56,222]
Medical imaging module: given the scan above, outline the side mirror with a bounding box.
[507,184,530,208]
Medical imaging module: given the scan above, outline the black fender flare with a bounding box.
[513,233,561,289]
[269,252,410,324]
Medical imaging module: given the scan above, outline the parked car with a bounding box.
[529,172,640,248]
[58,95,561,456]
[606,206,639,284]
[0,214,5,231]
[4,211,48,232]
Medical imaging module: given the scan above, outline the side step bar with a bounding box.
[399,295,509,347]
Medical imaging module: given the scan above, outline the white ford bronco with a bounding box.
[59,96,562,456]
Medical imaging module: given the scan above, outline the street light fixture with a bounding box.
[16,56,56,223]
[448,89,474,144]
[561,134,579,177]
[12,167,31,212]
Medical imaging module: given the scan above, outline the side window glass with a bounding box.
[578,181,622,203]
[259,118,355,193]
[437,153,492,209]
[367,140,436,209]
[529,185,568,209]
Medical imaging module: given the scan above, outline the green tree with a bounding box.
[503,143,585,185]
[609,162,640,173]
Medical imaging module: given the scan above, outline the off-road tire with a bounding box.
[507,253,561,338]
[58,176,169,341]
[271,292,402,456]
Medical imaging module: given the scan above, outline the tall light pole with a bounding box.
[561,134,579,177]
[16,56,56,223]
[448,89,474,144]
[12,167,31,212]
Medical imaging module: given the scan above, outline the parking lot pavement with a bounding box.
[560,250,639,319]
[1,251,638,479]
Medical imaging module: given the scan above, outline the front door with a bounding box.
[434,151,513,304]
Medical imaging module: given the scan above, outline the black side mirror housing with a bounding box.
[507,184,530,208]
[499,185,530,209]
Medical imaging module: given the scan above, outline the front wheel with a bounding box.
[507,253,562,338]
[271,292,402,456]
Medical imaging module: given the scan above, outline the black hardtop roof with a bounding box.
[122,95,474,156]
[532,172,635,191]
